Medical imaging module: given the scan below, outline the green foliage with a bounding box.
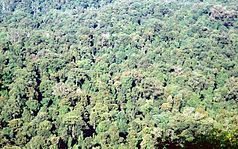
[0,0,238,148]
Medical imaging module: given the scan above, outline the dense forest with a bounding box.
[0,0,238,148]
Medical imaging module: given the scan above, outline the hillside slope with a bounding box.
[0,0,238,148]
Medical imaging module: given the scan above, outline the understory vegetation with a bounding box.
[0,0,238,148]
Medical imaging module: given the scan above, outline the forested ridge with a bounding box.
[0,0,238,148]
